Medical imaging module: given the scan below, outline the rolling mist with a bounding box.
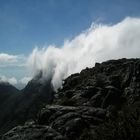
[27,17,140,91]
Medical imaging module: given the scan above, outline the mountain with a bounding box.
[0,72,54,135]
[15,72,54,122]
[0,82,19,106]
[0,82,20,134]
[1,58,140,140]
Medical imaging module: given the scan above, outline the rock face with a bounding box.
[37,105,106,139]
[1,58,140,140]
[56,58,140,108]
[2,123,65,140]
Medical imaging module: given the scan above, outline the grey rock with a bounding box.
[1,124,65,140]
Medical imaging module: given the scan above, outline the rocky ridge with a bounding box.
[1,58,140,140]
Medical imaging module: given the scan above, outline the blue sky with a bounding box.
[0,0,140,88]
[0,0,140,54]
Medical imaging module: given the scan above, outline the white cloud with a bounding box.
[0,53,18,62]
[28,17,140,91]
[19,76,32,85]
[0,53,27,68]
[0,75,17,85]
[8,77,18,85]
[0,53,28,88]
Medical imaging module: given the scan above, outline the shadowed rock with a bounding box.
[1,58,140,139]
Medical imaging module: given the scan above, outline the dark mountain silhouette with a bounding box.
[0,58,140,140]
[0,72,54,135]
[0,82,19,106]
[0,82,20,133]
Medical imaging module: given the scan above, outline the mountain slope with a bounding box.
[0,82,20,134]
[1,58,140,140]
[0,82,19,107]
[0,73,54,135]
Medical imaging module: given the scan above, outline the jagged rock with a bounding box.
[1,58,140,139]
[1,123,65,140]
[57,58,140,108]
[37,105,106,139]
[89,92,102,107]
[80,86,100,98]
[101,86,121,108]
[38,105,106,124]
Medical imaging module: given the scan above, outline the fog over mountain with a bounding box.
[0,0,140,139]
[27,17,140,91]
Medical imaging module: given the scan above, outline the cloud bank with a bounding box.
[19,76,32,85]
[0,75,31,89]
[28,17,140,91]
[0,53,29,88]
[0,53,26,68]
[0,75,17,85]
[0,53,18,63]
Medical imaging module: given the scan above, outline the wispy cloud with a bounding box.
[1,17,140,90]
[0,53,28,88]
[27,17,140,91]
[0,53,26,67]
[19,76,32,85]
[0,75,32,88]
[0,75,17,85]
[0,53,18,62]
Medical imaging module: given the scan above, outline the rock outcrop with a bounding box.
[1,58,140,140]
[2,123,65,140]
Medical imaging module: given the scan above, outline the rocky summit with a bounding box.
[1,58,140,140]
